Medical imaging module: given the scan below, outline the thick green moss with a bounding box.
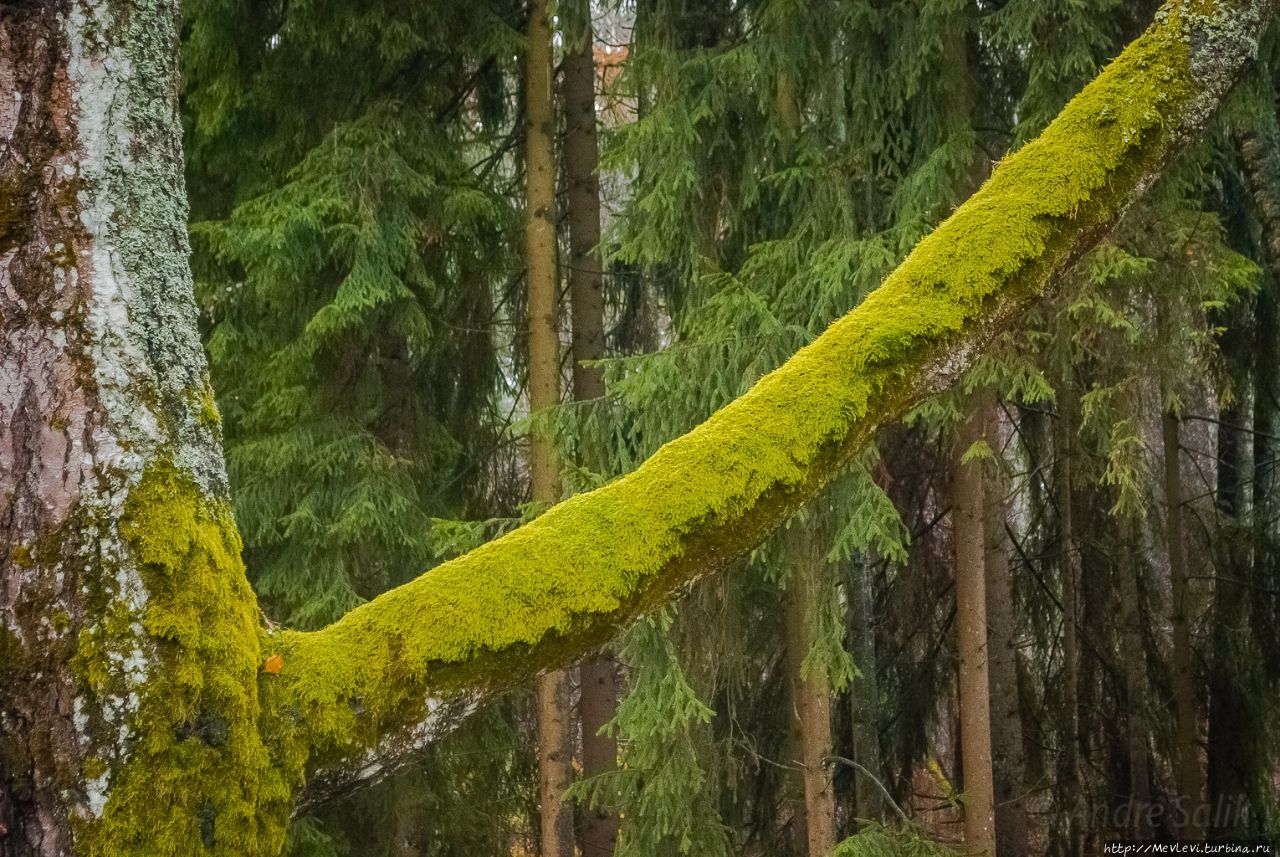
[77,462,290,856]
[277,11,1199,781]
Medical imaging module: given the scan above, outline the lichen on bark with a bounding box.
[77,462,289,856]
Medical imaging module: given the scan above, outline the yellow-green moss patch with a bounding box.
[77,462,291,857]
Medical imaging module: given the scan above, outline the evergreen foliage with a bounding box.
[174,0,1280,852]
[181,2,536,853]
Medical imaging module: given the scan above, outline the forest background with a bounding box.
[177,0,1279,855]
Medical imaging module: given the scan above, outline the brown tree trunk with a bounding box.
[783,527,838,857]
[1162,409,1203,837]
[953,406,996,856]
[848,552,884,823]
[981,404,1027,857]
[563,23,619,857]
[524,1,574,853]
[1233,71,1280,541]
[1206,370,1256,836]
[1054,377,1084,857]
[1118,519,1152,839]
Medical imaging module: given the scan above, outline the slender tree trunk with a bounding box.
[953,406,996,856]
[1162,409,1203,837]
[1054,377,1085,857]
[563,23,620,857]
[1117,519,1152,839]
[848,552,884,823]
[783,527,838,856]
[1207,376,1256,836]
[981,404,1027,857]
[773,62,837,856]
[524,2,574,853]
[1233,71,1280,682]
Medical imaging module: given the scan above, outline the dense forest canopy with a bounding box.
[0,1,1278,856]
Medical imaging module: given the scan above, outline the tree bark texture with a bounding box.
[0,1,276,855]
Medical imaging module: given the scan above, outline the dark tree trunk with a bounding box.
[1162,409,1203,837]
[1118,519,1152,839]
[847,552,884,823]
[953,404,995,855]
[1206,345,1259,836]
[1054,375,1084,857]
[563,24,620,857]
[982,403,1027,857]
[0,2,1272,852]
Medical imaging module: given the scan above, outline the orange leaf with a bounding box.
[263,654,284,675]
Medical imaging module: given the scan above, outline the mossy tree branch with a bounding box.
[275,0,1275,806]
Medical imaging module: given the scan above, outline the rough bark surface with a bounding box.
[1,1,273,855]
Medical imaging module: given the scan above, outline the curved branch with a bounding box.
[269,0,1273,806]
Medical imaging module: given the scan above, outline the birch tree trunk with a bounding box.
[0,2,281,855]
[0,1,1272,854]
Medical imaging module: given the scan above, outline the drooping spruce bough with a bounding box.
[0,1,1271,854]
